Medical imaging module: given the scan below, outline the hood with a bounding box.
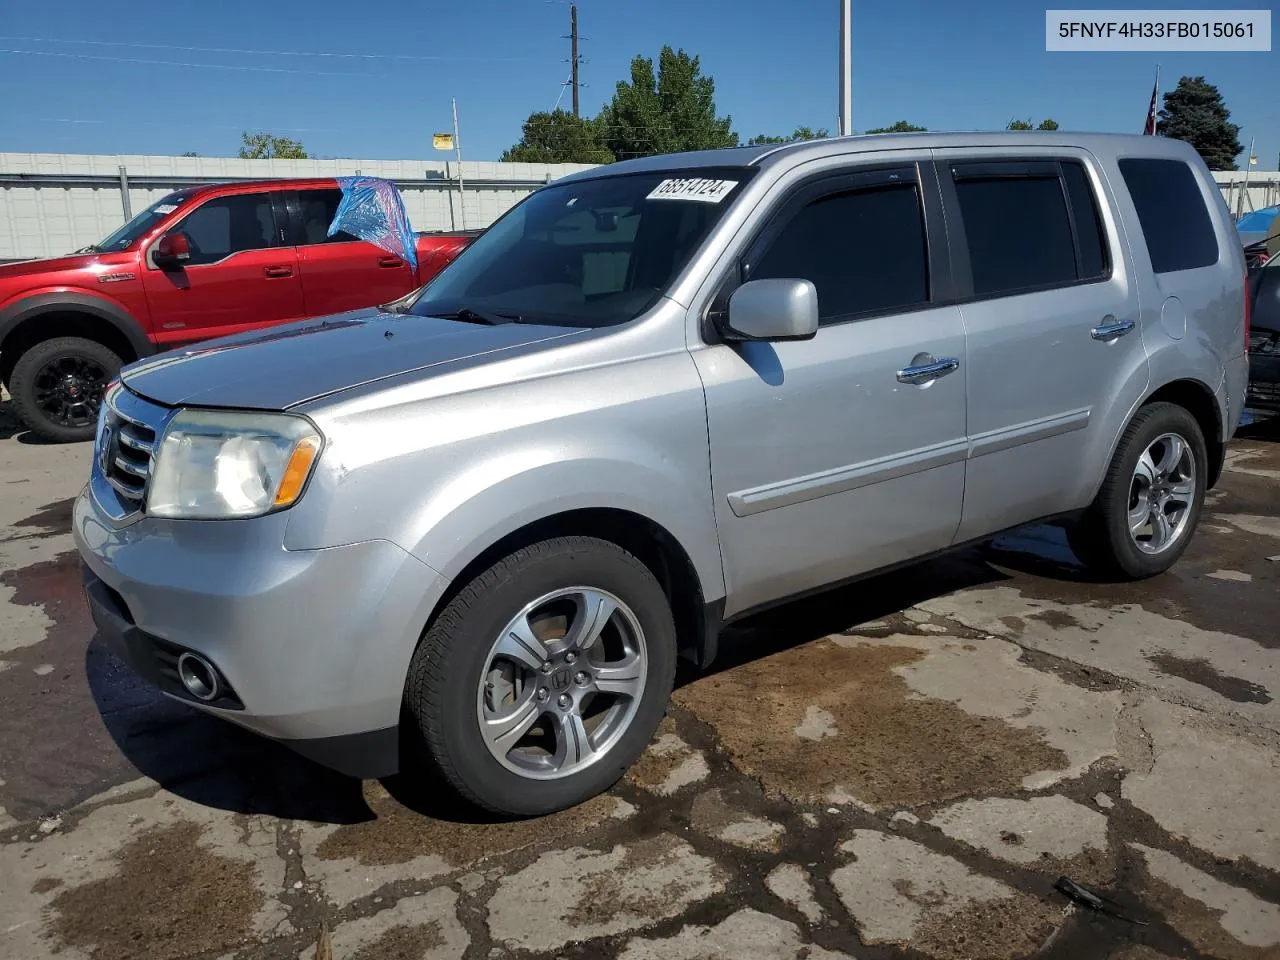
[121,308,586,409]
[0,252,122,283]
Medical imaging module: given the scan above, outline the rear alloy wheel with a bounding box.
[9,337,122,443]
[1068,402,1207,580]
[404,536,677,816]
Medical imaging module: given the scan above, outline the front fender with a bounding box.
[404,451,726,600]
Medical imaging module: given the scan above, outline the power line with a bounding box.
[0,35,542,63]
[0,47,456,79]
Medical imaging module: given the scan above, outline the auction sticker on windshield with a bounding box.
[647,178,738,203]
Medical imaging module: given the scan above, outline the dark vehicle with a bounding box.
[1248,252,1280,410]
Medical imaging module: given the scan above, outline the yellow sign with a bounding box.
[433,133,454,151]
[1249,155,1258,166]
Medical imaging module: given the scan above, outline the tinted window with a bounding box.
[954,174,1076,296]
[1119,158,1219,273]
[1062,162,1109,280]
[175,194,277,265]
[749,183,929,321]
[295,189,358,244]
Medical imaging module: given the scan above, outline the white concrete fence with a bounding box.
[0,153,598,262]
[1,152,1278,262]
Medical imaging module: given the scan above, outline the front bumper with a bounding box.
[74,487,449,778]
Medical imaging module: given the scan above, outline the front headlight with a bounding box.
[147,409,322,520]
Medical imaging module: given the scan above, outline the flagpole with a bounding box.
[1238,135,1256,219]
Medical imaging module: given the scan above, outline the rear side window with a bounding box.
[295,189,359,245]
[1062,163,1108,281]
[949,160,1112,299]
[1118,158,1219,273]
[748,182,929,322]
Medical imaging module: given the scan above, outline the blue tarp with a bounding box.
[1237,205,1280,235]
[328,176,417,272]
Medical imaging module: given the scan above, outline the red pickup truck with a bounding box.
[0,178,478,441]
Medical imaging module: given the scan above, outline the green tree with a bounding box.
[238,132,309,160]
[747,126,830,145]
[181,151,199,157]
[501,110,614,164]
[598,46,738,160]
[1157,75,1242,170]
[865,120,927,134]
[1006,118,1059,131]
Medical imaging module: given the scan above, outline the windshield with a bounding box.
[409,169,752,328]
[89,192,194,253]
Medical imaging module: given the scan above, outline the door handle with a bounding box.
[896,356,960,385]
[263,265,293,279]
[378,256,405,268]
[1091,316,1135,341]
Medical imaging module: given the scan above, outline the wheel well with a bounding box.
[1145,379,1224,488]
[430,508,712,667]
[0,312,138,386]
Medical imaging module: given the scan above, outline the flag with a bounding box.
[432,133,454,151]
[1142,70,1159,135]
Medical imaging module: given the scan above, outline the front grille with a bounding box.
[93,386,169,519]
[1248,380,1280,403]
[1249,328,1279,355]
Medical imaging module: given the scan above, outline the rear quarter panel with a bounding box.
[1117,141,1243,429]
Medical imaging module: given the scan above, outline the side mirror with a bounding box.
[153,232,191,270]
[722,278,819,342]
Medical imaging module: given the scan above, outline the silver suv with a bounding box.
[75,133,1249,816]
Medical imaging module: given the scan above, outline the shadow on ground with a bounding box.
[85,634,377,826]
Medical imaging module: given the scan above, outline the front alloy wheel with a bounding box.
[404,536,677,816]
[478,587,647,779]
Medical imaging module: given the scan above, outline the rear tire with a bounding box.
[1068,402,1206,580]
[403,536,677,817]
[9,337,121,443]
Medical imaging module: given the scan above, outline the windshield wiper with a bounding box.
[73,244,102,254]
[430,307,523,326]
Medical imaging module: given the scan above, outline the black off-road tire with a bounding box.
[403,536,678,817]
[1068,402,1207,580]
[9,337,122,443]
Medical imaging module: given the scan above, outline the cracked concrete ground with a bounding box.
[2,400,1280,960]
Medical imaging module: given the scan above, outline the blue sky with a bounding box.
[1,0,1275,168]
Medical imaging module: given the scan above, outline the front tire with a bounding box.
[1068,402,1207,580]
[403,536,678,816]
[9,337,121,443]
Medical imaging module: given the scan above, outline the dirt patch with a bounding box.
[688,787,784,852]
[675,639,1068,808]
[625,717,708,796]
[349,920,443,960]
[1029,608,1089,631]
[562,835,714,927]
[47,820,263,960]
[30,876,61,894]
[910,891,1063,960]
[1147,653,1272,705]
[314,780,627,868]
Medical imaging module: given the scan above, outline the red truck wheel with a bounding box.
[8,337,122,443]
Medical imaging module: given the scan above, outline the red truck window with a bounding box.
[176,194,279,266]
[295,189,359,245]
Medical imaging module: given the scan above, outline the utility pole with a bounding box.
[452,97,467,230]
[570,4,580,118]
[838,0,851,136]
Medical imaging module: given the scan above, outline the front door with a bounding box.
[694,161,969,618]
[932,152,1149,541]
[288,187,416,316]
[140,191,303,346]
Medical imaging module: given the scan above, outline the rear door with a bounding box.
[286,187,416,316]
[932,151,1149,541]
[694,159,970,617]
[140,191,303,345]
